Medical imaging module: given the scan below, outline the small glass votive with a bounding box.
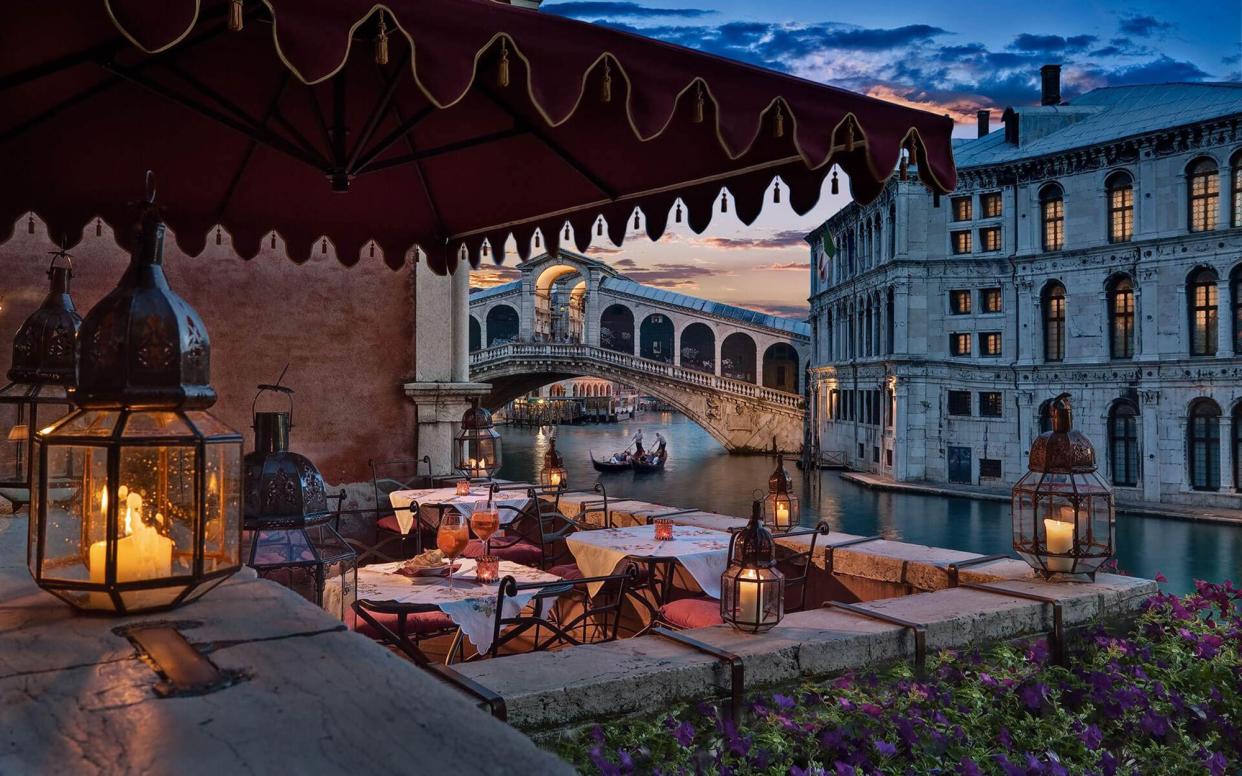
[456,480,471,496]
[476,556,500,583]
[654,518,674,541]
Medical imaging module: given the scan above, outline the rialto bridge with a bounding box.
[468,251,809,453]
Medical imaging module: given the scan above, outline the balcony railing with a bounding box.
[471,342,805,410]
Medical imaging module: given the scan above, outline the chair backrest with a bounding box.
[370,457,433,520]
[770,522,831,613]
[486,567,637,657]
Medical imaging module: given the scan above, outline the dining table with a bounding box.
[564,523,733,603]
[387,485,534,536]
[354,558,564,661]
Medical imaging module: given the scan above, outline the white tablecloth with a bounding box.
[565,524,732,598]
[356,560,564,653]
[388,487,533,535]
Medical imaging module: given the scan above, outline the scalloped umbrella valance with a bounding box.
[0,0,956,273]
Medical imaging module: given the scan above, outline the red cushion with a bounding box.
[377,515,405,534]
[547,563,583,580]
[659,597,723,629]
[351,608,455,640]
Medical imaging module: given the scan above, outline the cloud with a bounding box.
[748,302,810,318]
[617,261,730,288]
[542,1,714,19]
[470,265,522,289]
[691,229,810,250]
[1008,33,1098,54]
[1079,56,1212,87]
[754,261,810,272]
[1118,14,1174,37]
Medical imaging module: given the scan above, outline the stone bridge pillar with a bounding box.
[584,270,602,347]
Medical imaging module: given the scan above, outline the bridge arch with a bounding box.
[679,322,715,373]
[600,303,635,354]
[721,332,757,383]
[469,315,481,352]
[762,342,800,393]
[486,304,519,346]
[640,312,675,363]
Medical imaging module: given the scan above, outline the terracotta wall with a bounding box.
[0,221,416,486]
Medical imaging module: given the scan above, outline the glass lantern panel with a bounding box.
[27,440,40,561]
[0,383,34,399]
[765,493,798,531]
[203,439,242,574]
[0,400,27,486]
[118,442,197,580]
[185,411,241,439]
[119,586,190,612]
[30,383,70,401]
[35,445,107,584]
[56,410,121,437]
[121,411,194,438]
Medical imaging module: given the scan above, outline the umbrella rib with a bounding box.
[305,86,336,166]
[478,85,616,202]
[350,105,437,174]
[0,77,122,145]
[98,60,328,171]
[215,71,292,224]
[346,53,413,174]
[390,100,447,244]
[355,127,530,175]
[0,40,128,93]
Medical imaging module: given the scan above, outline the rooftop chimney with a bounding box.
[977,110,990,138]
[1040,64,1061,106]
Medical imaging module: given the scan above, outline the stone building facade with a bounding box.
[806,72,1242,508]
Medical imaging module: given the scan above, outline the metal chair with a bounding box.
[450,566,637,661]
[495,490,595,569]
[337,457,434,565]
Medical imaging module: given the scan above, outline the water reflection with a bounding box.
[498,413,1242,594]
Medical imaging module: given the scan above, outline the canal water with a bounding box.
[497,413,1242,595]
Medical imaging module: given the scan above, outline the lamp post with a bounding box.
[720,498,785,632]
[455,398,501,481]
[763,454,798,530]
[0,252,80,511]
[1011,393,1114,580]
[29,177,243,614]
[242,382,356,619]
[540,435,567,491]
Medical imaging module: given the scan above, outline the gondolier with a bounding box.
[632,429,645,457]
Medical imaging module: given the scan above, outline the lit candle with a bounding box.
[737,568,762,625]
[654,518,673,541]
[476,555,499,584]
[89,488,173,604]
[1043,517,1075,572]
[550,470,562,487]
[456,480,471,496]
[775,501,790,529]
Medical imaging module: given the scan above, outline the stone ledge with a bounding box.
[0,517,572,775]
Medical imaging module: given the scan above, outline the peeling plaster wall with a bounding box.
[0,223,416,486]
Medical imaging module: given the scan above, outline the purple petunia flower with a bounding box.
[1140,711,1170,738]
[672,720,695,747]
[1080,723,1103,749]
[993,754,1024,776]
[1018,682,1046,711]
[860,703,883,717]
[773,693,796,710]
[1205,751,1228,776]
[833,761,855,776]
[998,726,1013,750]
[1099,750,1117,776]
[873,740,896,758]
[958,757,983,776]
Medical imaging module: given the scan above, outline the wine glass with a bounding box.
[436,512,470,589]
[470,508,500,555]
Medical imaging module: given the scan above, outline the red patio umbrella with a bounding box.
[0,0,956,273]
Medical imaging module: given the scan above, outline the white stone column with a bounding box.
[1220,413,1234,492]
[893,284,909,355]
[1140,390,1161,503]
[1218,278,1234,358]
[893,381,910,480]
[519,275,536,342]
[452,264,470,382]
[1136,272,1158,360]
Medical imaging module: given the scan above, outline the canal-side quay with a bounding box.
[842,471,1242,527]
[454,491,1155,734]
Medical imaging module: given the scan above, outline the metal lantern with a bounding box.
[29,178,243,614]
[720,499,785,633]
[0,252,81,511]
[242,383,356,619]
[455,398,501,481]
[763,454,798,530]
[1011,393,1114,579]
[540,436,567,490]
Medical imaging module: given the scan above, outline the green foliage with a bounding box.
[554,581,1240,775]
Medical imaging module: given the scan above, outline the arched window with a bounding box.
[469,316,481,352]
[599,304,635,354]
[1232,266,1242,355]
[1232,150,1242,228]
[1188,157,1219,232]
[1038,399,1053,433]
[1233,402,1242,493]
[1039,184,1064,251]
[679,323,715,373]
[1108,401,1140,487]
[1106,171,1134,243]
[1188,399,1221,491]
[1188,267,1218,357]
[762,343,800,393]
[721,332,757,383]
[1107,275,1135,359]
[639,313,674,363]
[485,304,519,346]
[1041,281,1066,362]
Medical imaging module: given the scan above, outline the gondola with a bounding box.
[632,449,668,473]
[591,451,633,473]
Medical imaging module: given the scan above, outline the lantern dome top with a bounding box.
[460,403,494,429]
[768,454,792,494]
[1028,393,1096,473]
[7,254,81,386]
[77,176,215,410]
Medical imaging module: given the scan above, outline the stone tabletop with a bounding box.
[0,516,572,775]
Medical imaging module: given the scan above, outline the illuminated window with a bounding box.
[980,192,1002,218]
[980,226,1002,252]
[949,332,972,356]
[980,288,1002,313]
[1188,157,1219,233]
[980,331,1002,357]
[1108,276,1135,359]
[949,290,972,315]
[951,230,973,254]
[979,391,1003,417]
[1040,184,1064,251]
[1232,150,1242,227]
[1188,267,1219,357]
[1106,171,1134,243]
[952,196,972,221]
[1042,282,1066,362]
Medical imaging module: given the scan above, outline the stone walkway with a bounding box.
[841,471,1242,526]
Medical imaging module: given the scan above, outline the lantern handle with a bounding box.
[46,241,73,276]
[252,364,295,426]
